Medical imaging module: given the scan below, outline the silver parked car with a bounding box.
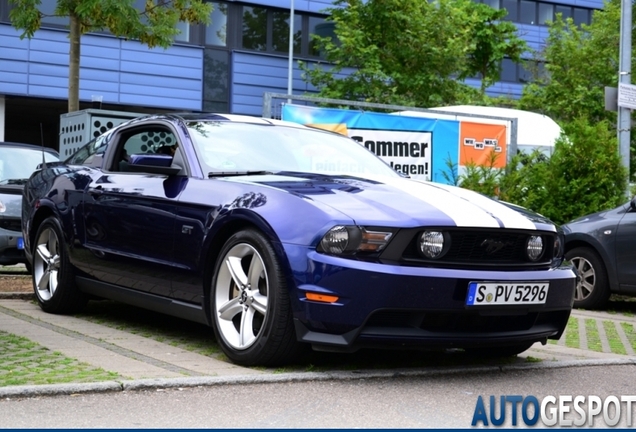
[0,142,59,270]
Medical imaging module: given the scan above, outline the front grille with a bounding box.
[444,231,527,261]
[387,228,555,269]
[0,218,21,232]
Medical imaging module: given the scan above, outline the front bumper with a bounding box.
[284,245,576,351]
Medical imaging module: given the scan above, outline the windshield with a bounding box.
[0,146,59,184]
[186,121,401,178]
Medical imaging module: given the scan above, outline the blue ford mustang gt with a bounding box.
[22,113,576,366]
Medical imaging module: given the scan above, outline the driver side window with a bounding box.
[113,127,178,172]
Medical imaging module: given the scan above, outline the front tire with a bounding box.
[565,247,610,310]
[211,229,300,366]
[32,217,88,314]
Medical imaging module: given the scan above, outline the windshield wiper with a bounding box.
[208,170,273,178]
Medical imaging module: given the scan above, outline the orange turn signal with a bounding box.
[305,292,339,303]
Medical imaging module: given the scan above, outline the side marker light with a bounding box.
[305,292,339,303]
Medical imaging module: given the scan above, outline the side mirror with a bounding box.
[631,196,636,211]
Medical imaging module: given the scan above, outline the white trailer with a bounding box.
[394,105,562,157]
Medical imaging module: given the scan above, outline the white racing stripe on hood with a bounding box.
[375,177,536,229]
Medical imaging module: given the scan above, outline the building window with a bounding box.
[38,1,69,27]
[501,0,518,21]
[538,3,553,24]
[573,8,590,26]
[483,0,500,9]
[203,48,229,113]
[555,5,572,20]
[271,10,301,54]
[500,58,546,83]
[478,0,594,27]
[175,21,190,42]
[205,2,228,47]
[500,58,518,82]
[238,5,326,57]
[519,0,536,24]
[0,0,9,22]
[308,16,328,57]
[242,6,268,51]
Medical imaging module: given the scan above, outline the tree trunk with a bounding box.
[68,12,81,113]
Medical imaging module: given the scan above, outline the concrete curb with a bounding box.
[0,292,34,300]
[1,357,635,399]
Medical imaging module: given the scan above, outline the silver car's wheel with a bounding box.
[214,243,269,350]
[211,229,300,366]
[32,217,87,314]
[565,247,610,309]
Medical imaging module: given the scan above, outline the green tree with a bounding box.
[518,3,619,124]
[456,151,502,198]
[496,119,627,224]
[460,3,527,95]
[301,0,527,107]
[517,0,636,182]
[541,118,627,224]
[9,0,212,113]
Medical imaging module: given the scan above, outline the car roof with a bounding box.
[0,141,59,157]
[160,113,309,129]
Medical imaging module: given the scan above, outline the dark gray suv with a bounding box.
[0,142,59,270]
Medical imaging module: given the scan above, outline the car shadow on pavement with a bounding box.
[76,299,535,373]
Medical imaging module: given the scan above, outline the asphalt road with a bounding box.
[2,364,636,428]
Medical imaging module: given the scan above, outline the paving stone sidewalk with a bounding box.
[0,295,635,397]
[0,298,260,381]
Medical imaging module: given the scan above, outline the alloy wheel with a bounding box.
[214,243,269,350]
[33,226,61,301]
[571,256,595,301]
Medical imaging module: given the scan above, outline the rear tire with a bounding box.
[210,229,300,366]
[565,247,610,309]
[32,217,88,314]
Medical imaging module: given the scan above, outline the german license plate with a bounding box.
[466,282,549,306]
[17,237,24,250]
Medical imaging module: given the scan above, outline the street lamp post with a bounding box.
[287,0,295,103]
[618,0,632,192]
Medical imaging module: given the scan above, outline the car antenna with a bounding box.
[40,123,47,169]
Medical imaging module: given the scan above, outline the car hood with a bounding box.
[562,202,628,234]
[234,173,555,231]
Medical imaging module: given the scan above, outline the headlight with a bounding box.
[318,226,393,255]
[419,230,448,259]
[320,225,350,254]
[526,235,544,261]
[0,200,5,213]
